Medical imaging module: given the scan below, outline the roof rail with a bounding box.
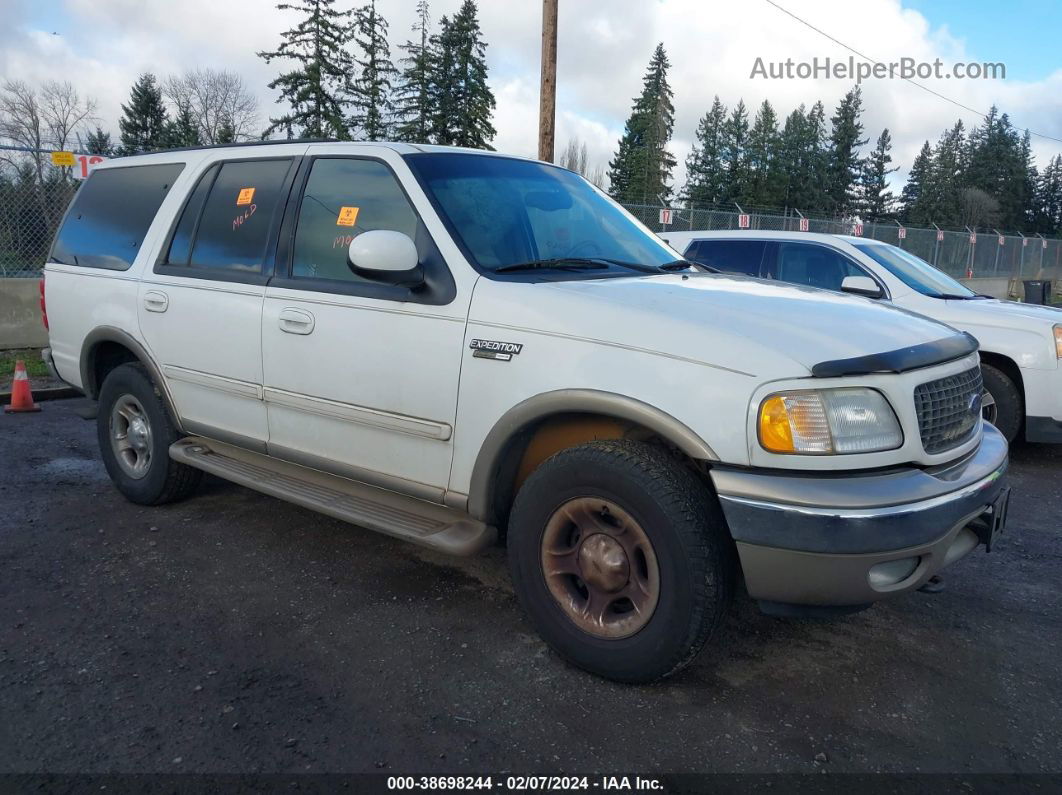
[119,138,339,157]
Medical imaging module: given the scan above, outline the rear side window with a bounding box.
[50,163,184,270]
[165,158,293,275]
[684,239,766,276]
[164,164,218,266]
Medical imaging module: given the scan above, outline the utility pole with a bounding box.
[538,0,558,162]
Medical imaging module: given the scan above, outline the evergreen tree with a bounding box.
[965,107,1028,229]
[394,0,434,143]
[859,128,898,218]
[85,126,113,156]
[118,73,169,154]
[430,1,496,150]
[921,121,965,225]
[825,86,867,215]
[805,101,831,212]
[746,100,783,207]
[165,102,202,148]
[349,0,399,140]
[607,43,676,203]
[720,100,749,204]
[900,141,933,223]
[1033,154,1062,235]
[216,116,237,144]
[426,14,455,144]
[683,96,727,207]
[777,104,826,212]
[257,0,354,140]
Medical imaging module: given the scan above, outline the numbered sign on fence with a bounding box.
[50,151,76,167]
[1022,237,1028,247]
[936,229,944,241]
[969,233,977,245]
[998,235,1005,246]
[659,208,672,225]
[75,155,107,180]
[738,214,750,229]
[852,223,863,237]
[798,217,809,232]
[898,227,906,240]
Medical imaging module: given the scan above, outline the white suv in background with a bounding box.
[660,230,1062,443]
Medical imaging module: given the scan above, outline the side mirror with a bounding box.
[348,230,419,274]
[841,275,883,299]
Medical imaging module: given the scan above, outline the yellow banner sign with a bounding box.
[50,150,76,167]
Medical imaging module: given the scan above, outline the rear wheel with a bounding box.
[507,440,734,683]
[97,363,201,505]
[981,363,1022,443]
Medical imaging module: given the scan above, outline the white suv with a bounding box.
[42,142,1009,682]
[660,230,1062,443]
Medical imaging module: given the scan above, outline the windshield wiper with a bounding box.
[494,257,611,273]
[933,293,978,300]
[660,258,717,273]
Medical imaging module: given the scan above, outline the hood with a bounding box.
[471,273,965,378]
[938,296,1062,330]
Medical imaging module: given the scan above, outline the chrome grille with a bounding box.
[914,366,983,454]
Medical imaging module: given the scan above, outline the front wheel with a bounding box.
[97,362,201,505]
[981,363,1023,443]
[507,440,734,683]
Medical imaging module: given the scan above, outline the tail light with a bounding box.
[39,276,48,330]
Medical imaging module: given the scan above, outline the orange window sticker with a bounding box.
[337,206,360,227]
[236,187,255,206]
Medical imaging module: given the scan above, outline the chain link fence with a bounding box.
[2,159,1062,288]
[624,203,1062,287]
[0,179,78,277]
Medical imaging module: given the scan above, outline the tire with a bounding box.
[981,363,1023,443]
[96,362,201,505]
[507,439,734,683]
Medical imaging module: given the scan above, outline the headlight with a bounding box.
[1054,325,1061,359]
[758,388,903,454]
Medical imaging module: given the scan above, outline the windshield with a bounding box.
[405,153,679,273]
[853,242,976,298]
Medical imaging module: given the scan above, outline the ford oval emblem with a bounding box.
[968,392,983,415]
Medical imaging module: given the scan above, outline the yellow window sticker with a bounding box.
[337,206,360,227]
[237,187,255,206]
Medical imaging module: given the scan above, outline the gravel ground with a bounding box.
[0,399,1059,776]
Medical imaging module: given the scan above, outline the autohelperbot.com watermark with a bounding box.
[750,56,1006,83]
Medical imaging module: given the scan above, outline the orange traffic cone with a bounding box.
[4,360,41,413]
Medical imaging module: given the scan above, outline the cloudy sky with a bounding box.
[4,0,1062,193]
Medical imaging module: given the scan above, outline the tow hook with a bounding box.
[918,574,945,594]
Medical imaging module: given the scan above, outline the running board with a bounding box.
[169,437,495,556]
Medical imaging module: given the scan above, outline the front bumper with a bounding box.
[711,424,1009,607]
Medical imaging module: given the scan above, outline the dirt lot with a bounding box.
[0,399,1059,776]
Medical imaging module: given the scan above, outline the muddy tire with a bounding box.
[97,363,201,505]
[507,439,734,683]
[981,363,1022,443]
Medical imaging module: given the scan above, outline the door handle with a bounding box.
[143,290,169,313]
[278,308,315,335]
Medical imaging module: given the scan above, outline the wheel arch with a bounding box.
[81,326,183,432]
[466,389,718,524]
[979,350,1025,403]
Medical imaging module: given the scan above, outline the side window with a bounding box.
[178,159,293,274]
[685,240,766,276]
[773,243,866,291]
[164,164,218,267]
[291,158,419,283]
[51,163,184,270]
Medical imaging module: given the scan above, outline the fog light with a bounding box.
[868,556,920,589]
